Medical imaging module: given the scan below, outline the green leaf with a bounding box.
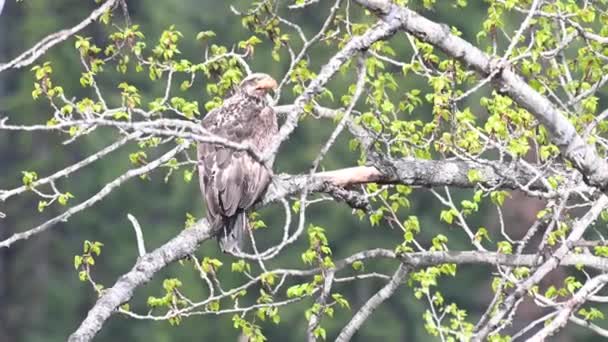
[474,227,491,243]
[196,30,216,40]
[207,300,220,312]
[594,246,608,257]
[467,169,483,183]
[313,326,326,340]
[261,272,276,286]
[497,241,512,254]
[58,192,74,206]
[579,307,605,321]
[74,255,83,269]
[202,257,223,273]
[490,191,510,206]
[21,171,38,187]
[440,210,454,224]
[38,200,48,212]
[332,293,350,309]
[352,261,364,272]
[231,260,251,273]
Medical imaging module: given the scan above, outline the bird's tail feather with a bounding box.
[217,212,247,253]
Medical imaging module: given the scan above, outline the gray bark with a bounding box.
[353,0,608,191]
[68,220,214,342]
[336,264,409,342]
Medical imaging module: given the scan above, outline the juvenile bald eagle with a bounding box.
[198,73,278,253]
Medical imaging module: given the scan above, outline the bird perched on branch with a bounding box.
[198,73,278,253]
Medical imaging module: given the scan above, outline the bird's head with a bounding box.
[239,73,278,99]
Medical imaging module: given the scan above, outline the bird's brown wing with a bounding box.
[197,104,272,221]
[198,147,270,218]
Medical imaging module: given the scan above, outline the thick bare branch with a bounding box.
[68,219,214,342]
[271,158,551,202]
[1,148,548,250]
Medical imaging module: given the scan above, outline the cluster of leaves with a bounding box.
[20,168,75,212]
[240,2,290,62]
[147,278,188,326]
[73,240,104,288]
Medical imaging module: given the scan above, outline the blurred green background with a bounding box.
[0,1,597,341]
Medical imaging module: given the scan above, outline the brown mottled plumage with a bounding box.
[197,73,278,253]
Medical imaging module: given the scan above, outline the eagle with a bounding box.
[197,73,278,253]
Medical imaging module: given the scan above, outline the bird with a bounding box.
[197,73,278,253]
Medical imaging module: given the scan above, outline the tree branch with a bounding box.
[264,15,402,164]
[0,0,120,73]
[1,140,548,250]
[67,234,608,342]
[270,158,551,203]
[473,195,608,340]
[352,0,608,191]
[67,219,214,342]
[528,274,608,341]
[307,271,335,342]
[0,145,185,249]
[336,264,409,341]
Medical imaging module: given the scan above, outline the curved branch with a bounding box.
[0,0,120,73]
[336,264,409,341]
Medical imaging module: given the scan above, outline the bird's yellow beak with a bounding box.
[255,76,278,91]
